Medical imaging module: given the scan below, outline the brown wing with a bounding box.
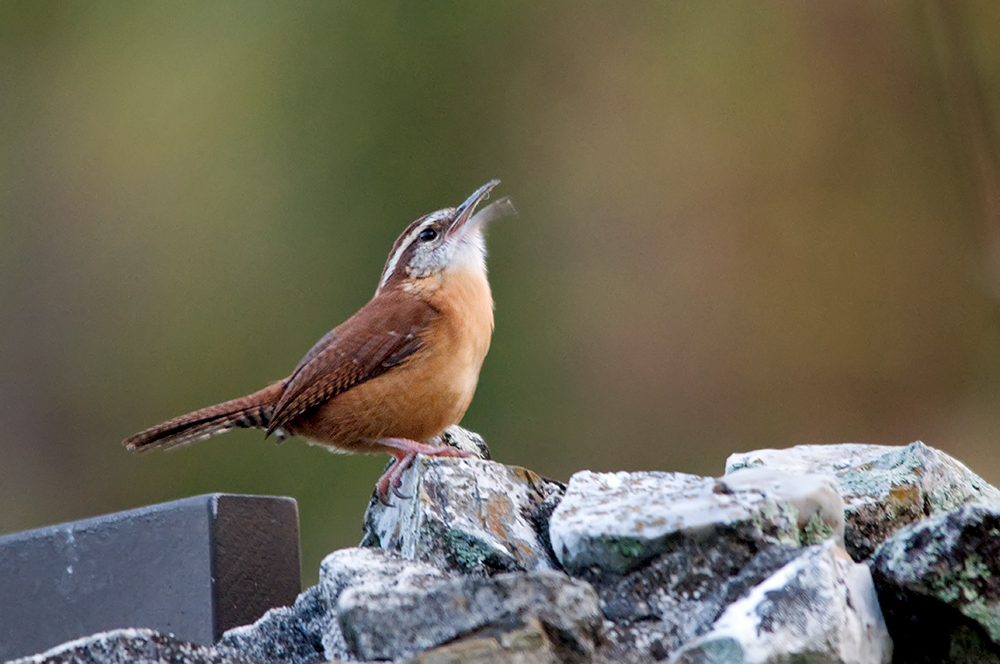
[266,291,438,435]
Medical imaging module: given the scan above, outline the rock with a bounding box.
[594,545,805,662]
[8,628,253,664]
[317,547,453,660]
[406,617,558,664]
[548,469,842,577]
[220,548,447,663]
[598,621,678,664]
[670,540,892,664]
[436,424,493,459]
[721,467,845,543]
[217,585,327,664]
[361,456,565,575]
[871,504,1000,662]
[727,441,1000,560]
[336,570,604,661]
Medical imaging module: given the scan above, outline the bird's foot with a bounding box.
[374,437,476,505]
[375,451,417,506]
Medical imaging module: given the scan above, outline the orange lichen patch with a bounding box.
[886,483,921,514]
[511,541,534,560]
[632,517,667,533]
[512,466,547,490]
[483,494,515,540]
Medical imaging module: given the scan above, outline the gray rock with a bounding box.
[435,424,493,460]
[597,621,679,664]
[727,441,1000,560]
[594,545,805,662]
[721,467,845,544]
[317,547,453,660]
[217,585,327,664]
[221,548,443,663]
[871,504,1000,662]
[336,570,604,661]
[362,456,564,575]
[670,540,892,664]
[548,469,842,577]
[8,628,254,664]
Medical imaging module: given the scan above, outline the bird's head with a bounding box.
[376,180,516,295]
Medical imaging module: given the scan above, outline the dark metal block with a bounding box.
[0,493,300,661]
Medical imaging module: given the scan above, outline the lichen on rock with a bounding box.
[727,440,1000,560]
[671,540,891,664]
[872,503,1000,658]
[548,468,843,578]
[360,453,565,576]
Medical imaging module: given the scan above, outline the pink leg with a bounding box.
[373,437,474,505]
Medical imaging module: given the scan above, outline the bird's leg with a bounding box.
[375,450,417,505]
[374,437,475,505]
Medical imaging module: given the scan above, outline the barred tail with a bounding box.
[123,381,286,451]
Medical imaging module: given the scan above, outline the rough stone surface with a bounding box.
[318,547,453,660]
[727,440,1000,560]
[594,545,805,662]
[872,504,1000,662]
[336,570,603,662]
[722,467,845,543]
[217,585,327,664]
[671,540,892,664]
[549,469,842,577]
[406,617,558,664]
[435,424,493,460]
[362,456,565,575]
[8,628,254,664]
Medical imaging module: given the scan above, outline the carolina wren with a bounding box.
[124,180,515,503]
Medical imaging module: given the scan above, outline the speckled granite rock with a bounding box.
[8,628,255,664]
[871,504,1000,663]
[727,441,1000,560]
[337,570,603,661]
[595,545,805,663]
[361,455,564,575]
[548,468,843,577]
[218,547,455,664]
[217,585,327,664]
[671,540,892,664]
[431,424,494,460]
[318,547,453,660]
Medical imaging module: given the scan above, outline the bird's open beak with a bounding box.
[446,179,515,239]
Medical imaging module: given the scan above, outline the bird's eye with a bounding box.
[418,228,438,242]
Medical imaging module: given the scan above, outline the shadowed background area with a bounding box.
[2,2,1000,585]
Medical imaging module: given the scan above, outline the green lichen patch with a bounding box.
[750,500,800,547]
[801,511,836,546]
[614,537,647,563]
[444,527,521,575]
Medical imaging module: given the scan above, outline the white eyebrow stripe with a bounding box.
[376,216,440,294]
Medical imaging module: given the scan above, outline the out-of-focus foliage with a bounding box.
[2,2,1000,584]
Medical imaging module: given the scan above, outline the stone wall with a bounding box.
[13,429,1000,664]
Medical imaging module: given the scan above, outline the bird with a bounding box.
[123,180,515,504]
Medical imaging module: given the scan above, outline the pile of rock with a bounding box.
[16,429,1000,663]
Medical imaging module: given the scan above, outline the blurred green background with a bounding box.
[3,2,1000,585]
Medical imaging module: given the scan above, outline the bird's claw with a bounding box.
[372,444,474,506]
